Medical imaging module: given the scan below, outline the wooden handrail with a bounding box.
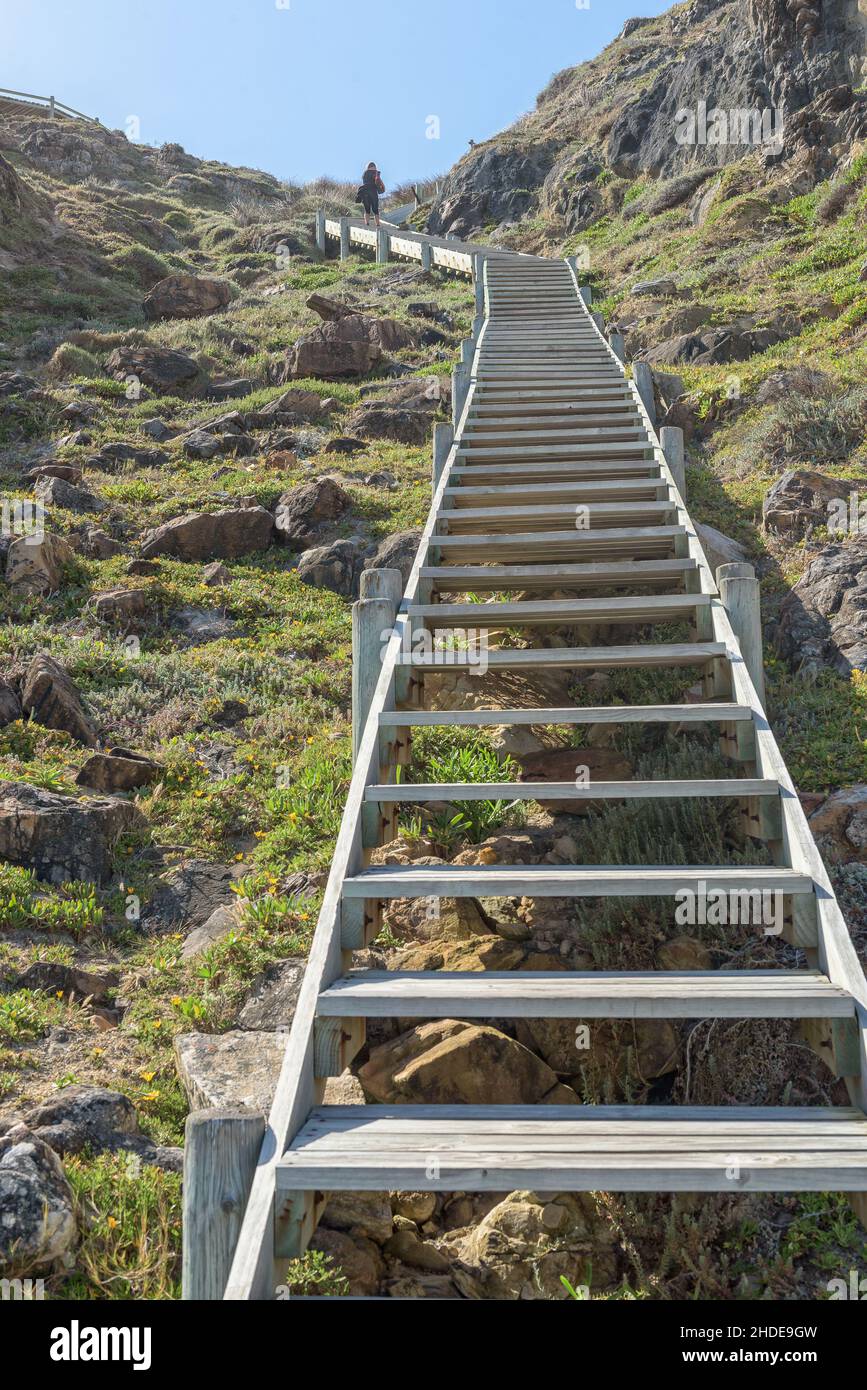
[0,87,99,123]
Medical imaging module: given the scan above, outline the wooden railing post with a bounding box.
[660,425,686,498]
[433,422,454,491]
[339,217,351,260]
[633,361,656,425]
[460,339,474,368]
[609,331,625,363]
[421,241,433,273]
[376,227,390,264]
[315,210,326,254]
[579,285,592,306]
[717,562,766,710]
[591,310,604,332]
[473,254,485,316]
[353,569,402,762]
[452,364,470,428]
[183,1109,266,1301]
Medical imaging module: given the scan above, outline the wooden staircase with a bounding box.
[219,249,867,1301]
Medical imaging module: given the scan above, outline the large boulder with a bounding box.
[140,506,274,560]
[21,654,97,746]
[76,748,163,793]
[808,785,867,864]
[142,859,237,930]
[346,405,432,445]
[776,541,867,674]
[236,958,306,1031]
[0,1122,76,1273]
[274,477,351,547]
[104,343,202,395]
[357,1019,577,1105]
[453,1190,618,1300]
[296,539,366,597]
[427,142,559,239]
[0,780,143,884]
[143,273,231,321]
[283,313,415,381]
[33,477,100,513]
[21,1087,179,1171]
[0,678,22,726]
[5,533,74,596]
[763,469,860,535]
[365,530,420,587]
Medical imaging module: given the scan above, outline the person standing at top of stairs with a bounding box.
[358,162,385,228]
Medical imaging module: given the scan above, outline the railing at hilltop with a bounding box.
[315,209,528,279]
[0,87,100,124]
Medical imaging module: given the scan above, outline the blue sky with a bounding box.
[6,0,671,185]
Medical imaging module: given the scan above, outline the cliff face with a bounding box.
[427,0,867,241]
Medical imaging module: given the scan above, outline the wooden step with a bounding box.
[397,640,725,671]
[444,480,667,504]
[343,863,810,900]
[455,442,653,461]
[276,1106,867,1193]
[457,427,646,446]
[419,557,695,590]
[317,970,853,1019]
[436,502,675,531]
[365,778,778,803]
[408,593,708,625]
[433,524,685,561]
[378,702,752,728]
[451,460,659,480]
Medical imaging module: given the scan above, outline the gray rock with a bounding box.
[0,780,144,884]
[171,606,237,645]
[90,587,149,626]
[365,529,420,587]
[427,141,559,239]
[141,417,175,442]
[95,441,168,470]
[296,538,366,597]
[237,958,306,1031]
[76,748,163,793]
[174,1030,287,1112]
[24,1086,139,1155]
[777,540,867,675]
[143,859,237,929]
[346,405,432,445]
[0,1122,76,1272]
[274,477,351,547]
[631,278,678,297]
[34,476,100,512]
[763,469,860,535]
[14,961,119,1003]
[143,273,231,321]
[5,533,74,596]
[104,344,202,396]
[22,1086,180,1171]
[320,1191,394,1245]
[81,527,123,560]
[21,653,97,746]
[181,904,241,959]
[140,506,274,561]
[0,677,22,726]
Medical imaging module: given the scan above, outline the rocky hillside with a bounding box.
[2,0,867,1302]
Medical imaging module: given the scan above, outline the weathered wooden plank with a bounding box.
[317,970,854,1019]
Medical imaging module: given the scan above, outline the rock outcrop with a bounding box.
[143,273,232,320]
